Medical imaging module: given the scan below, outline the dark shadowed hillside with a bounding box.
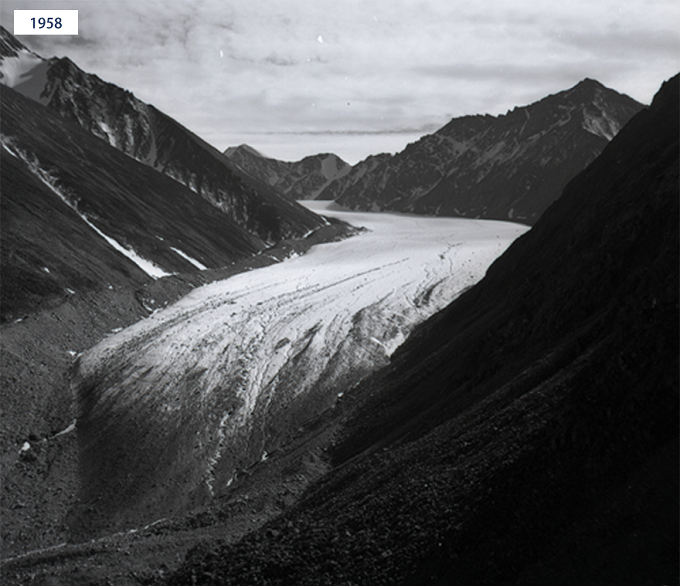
[1,81,261,561]
[168,75,678,585]
[1,86,264,323]
[0,77,351,564]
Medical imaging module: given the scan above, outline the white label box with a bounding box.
[14,10,78,35]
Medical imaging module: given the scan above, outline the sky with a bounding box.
[2,0,678,164]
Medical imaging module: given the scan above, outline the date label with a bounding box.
[14,10,78,35]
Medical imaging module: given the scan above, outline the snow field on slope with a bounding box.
[0,50,43,87]
[77,202,528,490]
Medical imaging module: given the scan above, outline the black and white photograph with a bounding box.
[0,1,678,584]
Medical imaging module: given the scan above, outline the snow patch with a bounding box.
[96,119,117,147]
[170,247,209,271]
[85,226,171,279]
[1,135,171,279]
[52,420,77,438]
[0,50,53,103]
[142,518,167,531]
[582,109,620,141]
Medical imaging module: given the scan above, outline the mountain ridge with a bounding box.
[318,77,643,223]
[0,26,325,243]
[0,84,272,321]
[225,145,351,200]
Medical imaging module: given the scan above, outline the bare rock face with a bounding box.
[225,145,351,200]
[0,26,325,244]
[315,153,392,202]
[320,79,643,224]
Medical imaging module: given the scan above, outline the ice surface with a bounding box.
[78,202,528,492]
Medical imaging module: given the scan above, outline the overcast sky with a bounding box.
[2,0,678,163]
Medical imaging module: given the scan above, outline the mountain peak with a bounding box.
[575,77,605,88]
[323,79,643,223]
[560,77,633,104]
[0,25,30,58]
[225,146,351,199]
[225,143,266,159]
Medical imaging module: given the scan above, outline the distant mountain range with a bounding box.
[320,79,643,223]
[229,79,642,225]
[0,26,325,245]
[225,145,351,200]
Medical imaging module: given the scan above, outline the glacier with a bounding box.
[73,202,528,524]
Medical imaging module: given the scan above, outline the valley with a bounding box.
[71,202,527,538]
[0,22,675,586]
[1,204,527,584]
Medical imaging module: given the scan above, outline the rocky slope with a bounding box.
[315,152,392,203]
[0,30,352,564]
[0,26,325,243]
[166,75,678,584]
[225,145,351,200]
[0,80,325,562]
[319,79,643,223]
[1,85,265,323]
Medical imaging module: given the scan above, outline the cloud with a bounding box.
[1,0,678,164]
[551,27,679,61]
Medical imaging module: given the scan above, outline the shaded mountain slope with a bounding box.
[1,85,265,322]
[225,145,351,200]
[1,81,262,559]
[0,26,325,243]
[1,150,148,319]
[315,152,392,202]
[320,79,642,224]
[168,76,678,585]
